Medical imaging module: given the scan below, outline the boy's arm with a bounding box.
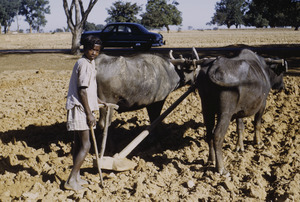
[79,87,96,127]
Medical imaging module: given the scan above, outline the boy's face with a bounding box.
[84,44,101,61]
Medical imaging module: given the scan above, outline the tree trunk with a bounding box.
[71,27,83,55]
[16,16,19,32]
[166,25,170,33]
[63,0,98,55]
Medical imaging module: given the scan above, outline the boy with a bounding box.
[65,35,103,191]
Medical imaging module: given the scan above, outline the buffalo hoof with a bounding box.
[218,168,230,177]
[207,160,215,166]
[257,141,264,146]
[255,141,264,149]
[254,138,264,147]
[235,145,245,152]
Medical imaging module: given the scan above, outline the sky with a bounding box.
[11,0,219,32]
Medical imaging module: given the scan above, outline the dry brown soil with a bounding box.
[0,30,299,201]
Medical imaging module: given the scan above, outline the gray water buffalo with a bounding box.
[196,49,287,175]
[95,49,201,129]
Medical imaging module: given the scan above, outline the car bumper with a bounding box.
[152,40,165,47]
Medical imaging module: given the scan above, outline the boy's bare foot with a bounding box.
[77,178,89,186]
[76,172,89,186]
[64,181,84,191]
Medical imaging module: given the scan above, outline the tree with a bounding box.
[141,0,182,32]
[245,0,286,28]
[245,0,299,30]
[96,24,104,30]
[63,0,98,55]
[84,21,104,31]
[243,0,268,28]
[55,28,64,32]
[208,0,246,29]
[84,21,97,31]
[19,0,50,33]
[105,1,142,23]
[288,0,300,30]
[0,0,21,34]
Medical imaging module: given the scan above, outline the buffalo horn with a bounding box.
[170,58,186,65]
[169,50,175,60]
[169,50,187,65]
[194,57,217,65]
[283,60,288,72]
[265,58,284,65]
[192,47,200,60]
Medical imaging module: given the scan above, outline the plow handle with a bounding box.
[115,85,196,159]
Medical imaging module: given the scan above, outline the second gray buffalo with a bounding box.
[196,49,287,175]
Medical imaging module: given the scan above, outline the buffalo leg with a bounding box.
[201,101,216,165]
[98,107,114,129]
[254,105,265,146]
[98,107,107,130]
[214,113,231,175]
[145,100,165,141]
[235,118,245,152]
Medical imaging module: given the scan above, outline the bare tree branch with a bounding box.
[78,0,85,18]
[62,0,99,54]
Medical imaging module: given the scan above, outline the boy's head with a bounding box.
[83,35,102,51]
[83,35,102,61]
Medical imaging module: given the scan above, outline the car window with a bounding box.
[103,25,116,33]
[118,25,126,32]
[125,26,132,33]
[118,25,132,33]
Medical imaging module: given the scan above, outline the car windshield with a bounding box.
[137,25,149,33]
[103,25,116,33]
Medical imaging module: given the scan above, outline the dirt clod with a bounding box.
[0,70,299,201]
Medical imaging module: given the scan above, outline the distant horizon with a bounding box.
[9,0,220,33]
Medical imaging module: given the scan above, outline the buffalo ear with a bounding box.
[273,60,288,75]
[277,60,288,74]
[266,58,288,75]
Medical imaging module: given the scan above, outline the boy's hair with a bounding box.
[83,35,102,50]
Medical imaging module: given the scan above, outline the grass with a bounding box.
[0,28,299,50]
[161,28,300,48]
[0,28,299,72]
[0,53,80,72]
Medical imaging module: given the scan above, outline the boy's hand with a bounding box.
[78,88,97,127]
[87,113,96,127]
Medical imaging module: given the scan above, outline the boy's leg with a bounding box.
[65,130,91,191]
[73,132,89,185]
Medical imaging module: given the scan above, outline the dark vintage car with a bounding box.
[80,22,164,50]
